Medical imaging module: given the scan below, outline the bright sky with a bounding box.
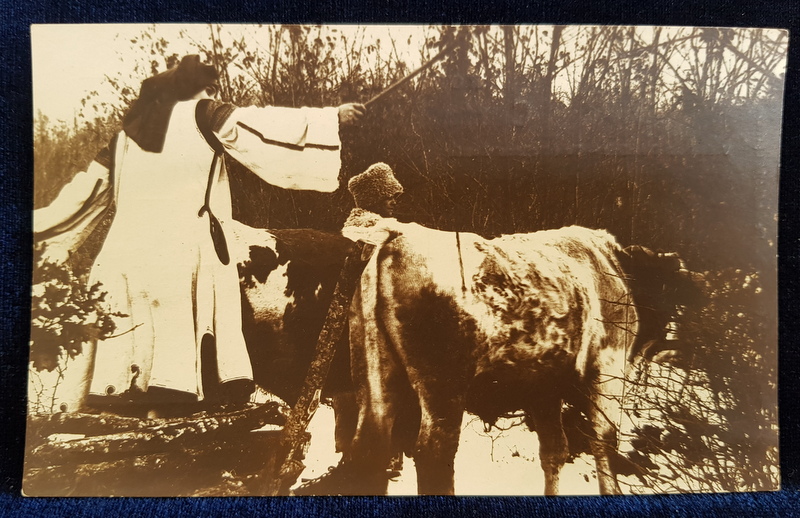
[32,24,145,123]
[31,24,430,124]
[32,24,787,125]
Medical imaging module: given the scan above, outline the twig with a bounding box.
[105,323,143,339]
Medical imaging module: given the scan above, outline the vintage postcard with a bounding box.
[25,23,785,496]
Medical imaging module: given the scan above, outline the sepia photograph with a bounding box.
[25,23,785,496]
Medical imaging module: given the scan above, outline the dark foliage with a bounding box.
[30,245,123,373]
[625,268,778,492]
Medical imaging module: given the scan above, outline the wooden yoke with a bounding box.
[263,241,373,496]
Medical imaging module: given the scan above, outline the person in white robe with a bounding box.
[33,55,365,415]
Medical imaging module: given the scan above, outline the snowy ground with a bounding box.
[292,405,602,496]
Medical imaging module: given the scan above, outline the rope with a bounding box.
[456,231,467,296]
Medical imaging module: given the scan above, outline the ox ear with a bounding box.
[385,228,402,242]
[238,245,279,287]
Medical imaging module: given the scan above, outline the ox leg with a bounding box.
[343,406,395,495]
[340,283,397,495]
[392,340,469,493]
[588,401,623,495]
[346,328,418,494]
[528,396,568,495]
[331,392,358,462]
[587,351,625,495]
[294,396,392,495]
[590,435,621,495]
[388,315,467,495]
[413,401,463,495]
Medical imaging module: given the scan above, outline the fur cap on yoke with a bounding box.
[347,163,404,209]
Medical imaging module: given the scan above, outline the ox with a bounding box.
[236,228,357,452]
[337,224,639,495]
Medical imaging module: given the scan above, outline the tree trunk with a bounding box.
[27,402,286,468]
[25,430,286,496]
[541,25,564,152]
[503,25,516,144]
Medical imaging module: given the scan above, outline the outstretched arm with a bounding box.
[201,101,366,192]
[34,140,116,263]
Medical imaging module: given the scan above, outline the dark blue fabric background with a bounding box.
[2,1,798,516]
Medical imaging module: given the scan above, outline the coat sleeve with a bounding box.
[212,104,342,192]
[33,143,115,264]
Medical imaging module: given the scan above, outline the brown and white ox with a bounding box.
[342,224,639,495]
[236,228,358,452]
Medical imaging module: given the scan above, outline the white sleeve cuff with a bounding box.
[33,163,110,233]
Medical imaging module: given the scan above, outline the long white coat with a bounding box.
[35,99,342,404]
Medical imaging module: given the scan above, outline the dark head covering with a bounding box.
[123,55,219,153]
[347,163,404,209]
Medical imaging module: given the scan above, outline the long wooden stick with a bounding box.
[365,43,457,108]
[262,242,372,496]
